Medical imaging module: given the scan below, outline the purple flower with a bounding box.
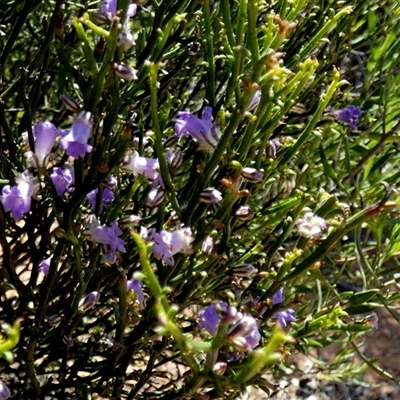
[152,227,194,266]
[174,107,221,151]
[88,221,126,264]
[39,256,52,275]
[272,287,284,305]
[123,151,160,181]
[198,188,222,204]
[0,178,38,222]
[60,112,93,158]
[100,0,137,17]
[227,315,261,350]
[273,309,296,328]
[198,302,229,334]
[50,166,74,196]
[127,279,145,307]
[25,121,60,168]
[87,187,115,214]
[0,381,10,400]
[332,105,362,130]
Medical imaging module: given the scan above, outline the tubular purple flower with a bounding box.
[272,287,284,305]
[273,309,296,328]
[0,381,10,400]
[26,120,61,168]
[88,220,126,264]
[87,187,115,214]
[39,256,52,275]
[50,166,74,196]
[198,302,229,334]
[60,111,93,158]
[332,105,362,130]
[100,0,137,17]
[152,226,194,266]
[174,107,221,151]
[0,176,38,221]
[123,151,160,181]
[127,279,145,307]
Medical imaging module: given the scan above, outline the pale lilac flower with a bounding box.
[332,105,362,130]
[39,256,52,275]
[127,279,145,307]
[78,291,100,311]
[87,187,115,213]
[0,175,39,221]
[174,107,221,151]
[50,166,74,196]
[25,121,61,168]
[296,211,327,239]
[123,151,160,181]
[273,309,296,328]
[60,111,93,158]
[87,221,126,264]
[267,138,281,159]
[152,226,194,266]
[227,315,261,350]
[117,31,136,51]
[0,381,10,400]
[100,0,137,17]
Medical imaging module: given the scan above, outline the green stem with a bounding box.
[149,63,182,219]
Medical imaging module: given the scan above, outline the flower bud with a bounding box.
[241,167,263,183]
[199,188,222,204]
[231,264,257,277]
[227,315,260,350]
[48,315,62,326]
[146,188,165,207]
[112,62,138,82]
[201,236,215,255]
[221,305,241,324]
[62,335,74,347]
[213,361,227,376]
[234,206,256,220]
[92,12,112,24]
[0,381,10,400]
[78,291,100,312]
[120,214,142,227]
[117,31,135,51]
[164,134,180,148]
[61,94,81,113]
[167,151,183,173]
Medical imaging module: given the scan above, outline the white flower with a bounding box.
[296,212,327,239]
